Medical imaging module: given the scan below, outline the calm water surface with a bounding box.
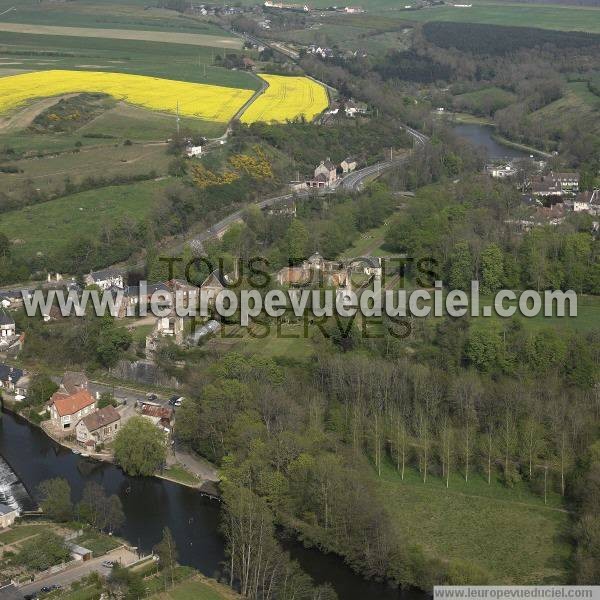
[0,409,423,600]
[451,123,530,160]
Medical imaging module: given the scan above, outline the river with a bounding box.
[0,409,419,600]
[451,122,530,161]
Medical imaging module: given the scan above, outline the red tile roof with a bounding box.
[51,389,95,417]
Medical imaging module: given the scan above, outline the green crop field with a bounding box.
[0,32,259,90]
[385,2,600,34]
[377,460,570,584]
[0,179,169,260]
[0,0,233,36]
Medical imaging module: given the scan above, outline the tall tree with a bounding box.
[38,478,72,522]
[114,417,167,476]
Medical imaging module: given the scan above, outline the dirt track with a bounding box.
[0,93,78,131]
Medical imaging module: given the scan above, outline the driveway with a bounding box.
[15,546,138,597]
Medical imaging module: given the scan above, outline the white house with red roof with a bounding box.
[49,389,96,431]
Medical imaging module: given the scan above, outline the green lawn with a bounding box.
[0,179,170,260]
[165,579,227,600]
[75,531,122,556]
[0,524,45,545]
[162,464,200,486]
[339,223,389,258]
[377,460,570,584]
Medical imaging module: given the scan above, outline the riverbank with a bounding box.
[0,399,220,498]
[0,408,423,600]
[490,132,553,158]
[443,112,551,158]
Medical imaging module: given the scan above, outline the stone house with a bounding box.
[76,405,121,448]
[48,389,96,431]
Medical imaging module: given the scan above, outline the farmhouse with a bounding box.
[48,389,96,431]
[186,144,203,158]
[76,405,121,448]
[85,268,124,290]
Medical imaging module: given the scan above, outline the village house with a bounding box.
[201,269,229,306]
[308,159,338,188]
[145,308,185,356]
[487,163,516,179]
[0,289,32,311]
[0,364,28,398]
[0,309,16,339]
[168,279,199,306]
[573,189,600,213]
[76,405,121,449]
[340,157,357,173]
[344,100,368,117]
[48,389,96,431]
[529,172,580,198]
[348,256,383,279]
[531,177,563,198]
[85,268,124,290]
[277,252,352,289]
[552,172,579,192]
[61,371,89,395]
[242,57,256,71]
[186,144,202,158]
[0,503,19,529]
[115,282,171,319]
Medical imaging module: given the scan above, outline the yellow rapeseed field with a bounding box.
[240,74,329,124]
[0,70,255,123]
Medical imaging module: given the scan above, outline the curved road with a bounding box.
[191,125,428,247]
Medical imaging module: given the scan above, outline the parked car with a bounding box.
[169,395,184,407]
[101,560,116,568]
[146,393,158,402]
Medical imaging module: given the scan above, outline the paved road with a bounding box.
[12,547,138,598]
[189,125,428,248]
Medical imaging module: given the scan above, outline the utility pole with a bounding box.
[176,101,180,135]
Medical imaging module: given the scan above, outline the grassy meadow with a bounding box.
[377,460,571,584]
[0,179,169,260]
